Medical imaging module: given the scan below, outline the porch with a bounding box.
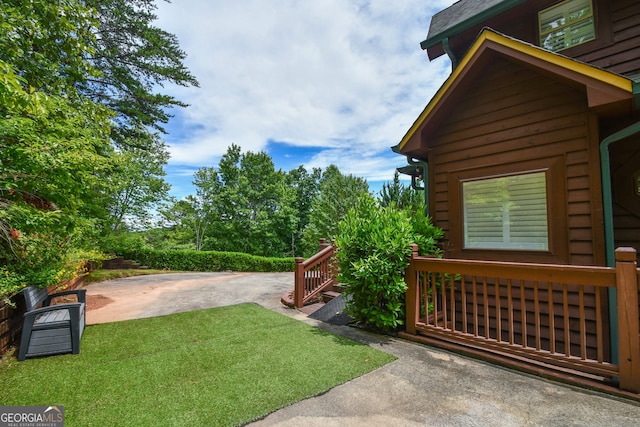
[401,244,640,399]
[291,242,640,399]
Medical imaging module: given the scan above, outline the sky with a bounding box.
[153,0,456,200]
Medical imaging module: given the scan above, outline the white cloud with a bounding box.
[154,0,455,190]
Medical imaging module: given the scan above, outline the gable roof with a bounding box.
[421,0,525,50]
[399,28,634,155]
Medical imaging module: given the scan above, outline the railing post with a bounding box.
[615,247,640,393]
[294,257,305,308]
[405,244,419,335]
[329,240,337,288]
[319,238,338,288]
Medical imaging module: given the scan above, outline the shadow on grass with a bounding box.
[308,317,397,350]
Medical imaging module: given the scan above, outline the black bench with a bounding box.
[18,286,86,361]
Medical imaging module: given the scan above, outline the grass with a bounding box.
[0,303,395,426]
[83,268,179,284]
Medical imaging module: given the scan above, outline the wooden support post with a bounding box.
[294,257,305,308]
[318,238,329,251]
[615,247,640,393]
[405,244,419,335]
[329,241,338,290]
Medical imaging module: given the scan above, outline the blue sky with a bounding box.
[153,0,456,200]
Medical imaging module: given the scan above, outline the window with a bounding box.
[463,172,548,250]
[539,0,595,52]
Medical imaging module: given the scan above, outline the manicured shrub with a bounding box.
[335,196,442,332]
[109,248,294,273]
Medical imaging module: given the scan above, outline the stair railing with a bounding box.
[294,239,337,308]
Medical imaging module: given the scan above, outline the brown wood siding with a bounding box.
[573,0,640,77]
[428,57,603,267]
[610,136,640,263]
[613,205,640,260]
[437,0,640,79]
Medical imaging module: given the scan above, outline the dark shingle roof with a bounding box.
[422,0,526,50]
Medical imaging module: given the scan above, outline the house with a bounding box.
[394,0,640,395]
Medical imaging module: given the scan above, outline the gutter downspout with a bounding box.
[391,144,430,214]
[442,37,458,71]
[600,120,640,366]
[406,156,429,211]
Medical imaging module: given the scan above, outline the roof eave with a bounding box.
[399,29,634,154]
[420,0,527,52]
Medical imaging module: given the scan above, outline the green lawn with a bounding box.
[0,303,395,426]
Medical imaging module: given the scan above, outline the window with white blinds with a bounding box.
[539,0,594,52]
[463,172,549,250]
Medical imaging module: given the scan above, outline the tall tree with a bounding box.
[0,0,198,142]
[82,0,199,234]
[105,142,171,231]
[160,196,209,251]
[82,0,199,151]
[191,145,299,257]
[379,171,425,212]
[301,165,370,256]
[286,166,322,255]
[190,166,221,251]
[0,60,113,293]
[1,0,198,229]
[0,0,197,297]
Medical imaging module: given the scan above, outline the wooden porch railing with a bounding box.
[404,245,640,393]
[294,239,337,308]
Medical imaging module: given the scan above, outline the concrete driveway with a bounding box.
[85,272,293,324]
[84,272,640,426]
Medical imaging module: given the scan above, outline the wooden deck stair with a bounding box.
[298,290,341,315]
[285,238,346,319]
[282,289,342,315]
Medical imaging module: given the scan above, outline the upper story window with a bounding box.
[539,0,595,52]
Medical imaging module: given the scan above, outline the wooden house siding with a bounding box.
[610,136,640,261]
[428,57,604,267]
[428,1,640,80]
[577,0,640,77]
[397,0,640,395]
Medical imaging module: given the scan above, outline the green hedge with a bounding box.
[112,248,295,273]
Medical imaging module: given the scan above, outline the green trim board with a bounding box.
[599,120,640,366]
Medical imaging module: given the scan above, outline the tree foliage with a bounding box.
[82,0,199,150]
[0,0,99,95]
[0,0,196,299]
[300,165,370,256]
[0,61,112,297]
[335,196,442,332]
[286,165,321,255]
[158,147,373,259]
[379,171,425,212]
[105,143,171,231]
[186,145,299,257]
